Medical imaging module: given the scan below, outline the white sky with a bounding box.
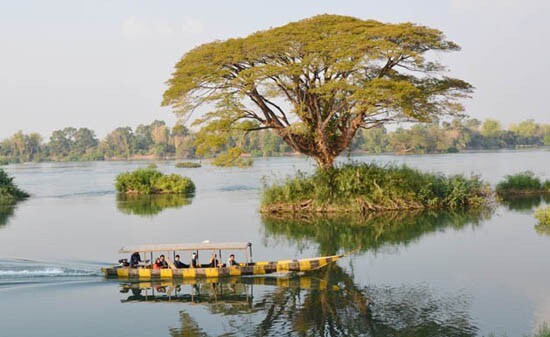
[0,0,548,138]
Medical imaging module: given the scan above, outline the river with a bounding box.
[0,149,549,336]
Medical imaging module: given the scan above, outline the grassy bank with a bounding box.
[261,163,490,214]
[115,167,195,195]
[0,169,29,205]
[496,171,550,197]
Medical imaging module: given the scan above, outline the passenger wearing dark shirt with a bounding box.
[130,252,141,267]
[191,252,199,268]
[174,255,188,268]
[158,255,169,269]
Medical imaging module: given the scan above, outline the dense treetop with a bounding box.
[163,14,472,168]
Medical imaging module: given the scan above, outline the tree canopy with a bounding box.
[162,14,473,168]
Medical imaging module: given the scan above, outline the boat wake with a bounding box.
[0,258,103,289]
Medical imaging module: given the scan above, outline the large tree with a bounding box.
[162,15,472,169]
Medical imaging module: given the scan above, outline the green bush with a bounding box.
[115,167,195,195]
[175,161,201,168]
[262,162,490,214]
[0,169,29,205]
[535,206,550,226]
[496,171,549,196]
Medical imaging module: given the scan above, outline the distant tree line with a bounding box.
[0,118,549,164]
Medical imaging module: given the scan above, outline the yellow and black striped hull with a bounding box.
[102,255,341,280]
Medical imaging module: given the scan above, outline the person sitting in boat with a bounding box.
[130,252,141,267]
[153,258,162,269]
[227,254,238,266]
[191,252,199,268]
[209,253,219,267]
[158,255,169,269]
[174,255,188,268]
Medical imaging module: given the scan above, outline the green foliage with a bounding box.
[0,169,29,205]
[211,148,253,167]
[495,172,549,196]
[175,161,201,168]
[261,162,490,213]
[115,167,195,195]
[163,14,472,168]
[116,193,191,216]
[535,206,550,227]
[533,323,550,337]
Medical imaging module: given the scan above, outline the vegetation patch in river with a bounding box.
[116,194,192,216]
[0,168,29,206]
[496,171,550,197]
[262,208,491,255]
[261,163,490,215]
[534,206,550,236]
[175,161,201,168]
[115,167,195,195]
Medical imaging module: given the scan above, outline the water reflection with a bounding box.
[499,194,550,212]
[116,194,192,217]
[262,209,491,255]
[117,266,477,337]
[0,206,15,228]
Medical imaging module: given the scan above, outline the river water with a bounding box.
[0,150,549,337]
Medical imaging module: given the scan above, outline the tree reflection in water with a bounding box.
[155,266,477,337]
[0,205,15,228]
[499,194,550,212]
[116,193,192,217]
[262,209,492,255]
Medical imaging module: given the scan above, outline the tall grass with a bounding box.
[262,162,490,214]
[115,167,195,195]
[496,171,550,196]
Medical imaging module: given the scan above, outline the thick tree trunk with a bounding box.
[314,154,336,170]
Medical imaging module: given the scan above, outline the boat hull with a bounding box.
[102,255,341,279]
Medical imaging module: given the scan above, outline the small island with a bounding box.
[175,161,201,168]
[496,172,550,197]
[261,163,490,215]
[115,167,195,195]
[0,168,29,205]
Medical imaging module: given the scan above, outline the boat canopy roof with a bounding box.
[119,242,251,254]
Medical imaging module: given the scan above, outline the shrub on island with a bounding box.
[261,163,490,214]
[496,171,550,197]
[0,168,29,205]
[175,161,201,168]
[115,167,195,195]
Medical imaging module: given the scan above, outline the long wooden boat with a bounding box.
[102,241,342,280]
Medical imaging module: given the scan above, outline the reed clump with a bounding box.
[261,162,490,214]
[175,161,201,168]
[115,167,195,195]
[495,171,550,197]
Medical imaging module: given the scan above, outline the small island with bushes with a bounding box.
[0,168,29,205]
[495,171,550,197]
[115,166,195,195]
[261,163,490,215]
[175,161,201,168]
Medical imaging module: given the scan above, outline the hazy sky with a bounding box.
[1,0,548,138]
